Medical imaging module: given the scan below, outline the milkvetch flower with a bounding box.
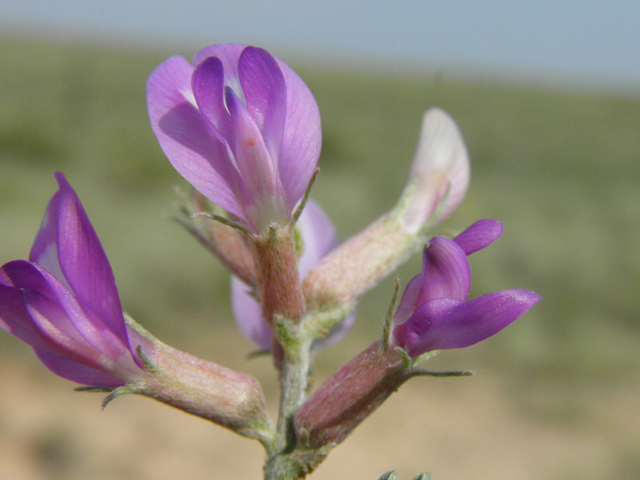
[147,43,321,234]
[0,175,272,437]
[295,219,539,448]
[0,173,145,387]
[232,199,355,350]
[392,219,540,357]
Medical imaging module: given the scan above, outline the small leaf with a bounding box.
[378,472,399,480]
[412,473,431,480]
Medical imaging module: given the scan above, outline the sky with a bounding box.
[2,0,640,92]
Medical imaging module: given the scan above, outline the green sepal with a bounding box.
[410,368,474,378]
[101,385,138,410]
[191,211,255,239]
[411,349,439,366]
[75,385,139,410]
[381,278,401,350]
[290,167,319,228]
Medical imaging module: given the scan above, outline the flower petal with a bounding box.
[3,260,129,362]
[393,297,462,357]
[32,174,129,348]
[272,59,321,213]
[0,280,50,350]
[238,47,287,159]
[147,56,246,221]
[191,56,231,137]
[231,276,272,350]
[297,199,339,275]
[298,200,355,348]
[193,43,245,93]
[35,349,126,387]
[453,219,503,255]
[417,237,471,304]
[390,274,423,330]
[407,289,540,355]
[401,108,470,232]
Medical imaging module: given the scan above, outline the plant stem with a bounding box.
[264,330,312,480]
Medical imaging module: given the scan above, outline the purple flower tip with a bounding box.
[392,220,539,358]
[147,44,321,233]
[0,174,145,387]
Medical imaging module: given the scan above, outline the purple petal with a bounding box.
[3,260,130,362]
[238,47,287,159]
[390,274,423,330]
[35,349,126,387]
[29,183,64,280]
[393,297,462,356]
[231,275,273,350]
[268,57,321,214]
[225,86,286,230]
[191,56,231,136]
[194,44,245,92]
[147,56,247,222]
[194,44,321,204]
[297,199,339,276]
[399,290,540,356]
[32,174,129,348]
[453,219,503,255]
[417,237,471,304]
[0,280,51,350]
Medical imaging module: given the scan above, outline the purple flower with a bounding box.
[392,219,540,357]
[232,199,355,349]
[147,44,321,234]
[0,173,145,387]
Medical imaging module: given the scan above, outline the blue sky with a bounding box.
[2,0,640,91]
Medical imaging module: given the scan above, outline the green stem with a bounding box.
[264,332,312,480]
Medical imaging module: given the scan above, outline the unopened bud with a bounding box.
[303,108,469,312]
[127,320,273,441]
[294,342,407,449]
[401,108,469,233]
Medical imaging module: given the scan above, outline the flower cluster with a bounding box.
[1,43,540,479]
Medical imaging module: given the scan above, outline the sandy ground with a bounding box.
[1,338,638,480]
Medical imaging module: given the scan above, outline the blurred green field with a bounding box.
[1,35,639,479]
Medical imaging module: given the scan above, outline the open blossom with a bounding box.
[0,173,145,387]
[232,199,355,350]
[392,219,540,357]
[147,43,321,234]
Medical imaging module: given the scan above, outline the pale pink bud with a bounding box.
[401,108,470,234]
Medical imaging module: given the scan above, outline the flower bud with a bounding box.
[303,108,469,311]
[129,322,272,440]
[294,342,407,449]
[401,108,470,233]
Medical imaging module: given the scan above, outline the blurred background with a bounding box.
[1,1,639,479]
